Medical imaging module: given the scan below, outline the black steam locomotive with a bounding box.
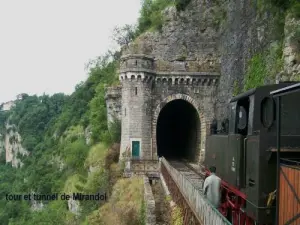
[204,82,300,225]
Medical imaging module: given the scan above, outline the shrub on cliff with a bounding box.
[175,0,191,11]
[86,177,144,225]
[137,0,173,34]
[265,0,300,17]
[104,143,120,170]
[290,2,300,18]
[136,0,192,35]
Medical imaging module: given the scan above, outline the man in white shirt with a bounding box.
[203,166,221,208]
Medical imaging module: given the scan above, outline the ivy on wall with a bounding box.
[243,53,267,91]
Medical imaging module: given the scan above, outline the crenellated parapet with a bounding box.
[119,72,155,83]
[119,54,155,73]
[119,54,156,83]
[155,72,219,86]
[119,54,220,86]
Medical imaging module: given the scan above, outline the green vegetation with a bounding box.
[136,0,192,35]
[243,0,290,91]
[0,111,8,130]
[258,0,299,11]
[86,177,145,225]
[294,28,300,63]
[243,54,267,91]
[1,0,297,223]
[175,0,192,11]
[137,0,173,34]
[170,205,183,225]
[164,194,183,225]
[233,80,241,96]
[289,2,300,18]
[256,0,300,22]
[0,0,169,220]
[266,41,284,78]
[0,50,123,225]
[243,0,300,91]
[243,40,284,91]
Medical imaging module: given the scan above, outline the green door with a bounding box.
[132,141,140,158]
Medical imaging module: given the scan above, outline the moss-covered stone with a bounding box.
[156,59,173,71]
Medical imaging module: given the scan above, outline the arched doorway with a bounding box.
[156,99,200,161]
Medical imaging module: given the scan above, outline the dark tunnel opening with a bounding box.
[156,99,200,161]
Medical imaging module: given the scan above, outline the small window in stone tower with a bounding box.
[135,87,138,95]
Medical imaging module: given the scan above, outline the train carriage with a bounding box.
[204,82,300,225]
[271,83,300,225]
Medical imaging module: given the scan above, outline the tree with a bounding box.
[112,24,137,47]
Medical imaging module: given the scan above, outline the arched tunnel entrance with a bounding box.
[156,99,200,161]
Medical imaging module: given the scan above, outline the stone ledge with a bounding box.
[121,54,155,60]
[119,69,220,76]
[156,71,220,76]
[119,68,156,74]
[105,86,122,100]
[144,176,156,225]
[119,70,220,86]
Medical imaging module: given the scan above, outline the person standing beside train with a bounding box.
[203,166,221,208]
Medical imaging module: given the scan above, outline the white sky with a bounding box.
[0,0,141,103]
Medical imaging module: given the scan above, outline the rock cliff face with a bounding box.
[216,0,281,121]
[105,86,122,129]
[123,1,221,73]
[121,0,300,123]
[0,122,29,168]
[282,15,300,80]
[217,1,300,122]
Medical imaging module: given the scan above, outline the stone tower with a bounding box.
[119,54,155,160]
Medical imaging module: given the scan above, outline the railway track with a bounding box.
[165,159,206,194]
[161,158,232,225]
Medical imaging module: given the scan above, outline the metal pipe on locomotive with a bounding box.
[203,82,300,225]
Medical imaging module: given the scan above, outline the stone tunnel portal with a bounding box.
[156,99,200,161]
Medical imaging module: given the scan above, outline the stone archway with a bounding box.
[152,94,208,163]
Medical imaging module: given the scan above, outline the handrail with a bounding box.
[161,157,231,225]
[130,158,159,162]
[280,158,300,165]
[130,158,160,174]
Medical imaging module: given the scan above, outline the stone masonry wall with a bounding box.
[118,1,223,162]
[120,78,153,159]
[151,77,217,163]
[119,53,219,163]
[119,55,155,160]
[120,0,224,132]
[118,50,219,163]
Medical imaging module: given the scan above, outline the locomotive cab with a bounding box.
[204,82,300,224]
